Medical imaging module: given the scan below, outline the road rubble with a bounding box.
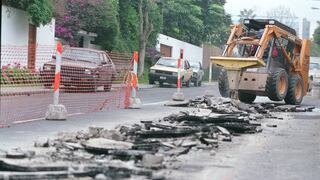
[0,96,315,179]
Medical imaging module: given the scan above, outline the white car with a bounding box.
[149,57,193,87]
[309,57,320,89]
[189,61,204,86]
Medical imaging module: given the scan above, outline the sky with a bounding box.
[224,0,320,39]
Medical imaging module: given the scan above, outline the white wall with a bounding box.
[1,5,29,67]
[35,19,56,69]
[1,5,29,45]
[1,5,55,69]
[156,34,203,64]
[36,19,56,45]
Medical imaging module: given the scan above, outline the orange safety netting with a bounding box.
[0,45,133,127]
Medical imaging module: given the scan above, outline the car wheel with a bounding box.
[194,78,198,87]
[186,79,190,87]
[178,77,184,88]
[149,78,155,85]
[104,84,112,92]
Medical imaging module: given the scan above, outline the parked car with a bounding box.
[149,57,193,87]
[40,47,116,92]
[189,61,204,86]
[309,61,320,87]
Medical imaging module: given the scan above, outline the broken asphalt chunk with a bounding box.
[82,138,133,154]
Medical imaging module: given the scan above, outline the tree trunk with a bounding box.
[137,0,154,78]
[138,41,146,77]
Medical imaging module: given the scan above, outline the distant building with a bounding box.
[156,34,222,72]
[300,18,310,39]
[156,34,203,64]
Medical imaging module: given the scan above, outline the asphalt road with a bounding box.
[0,83,319,180]
[0,83,218,126]
[0,83,216,149]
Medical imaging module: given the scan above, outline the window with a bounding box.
[62,49,101,64]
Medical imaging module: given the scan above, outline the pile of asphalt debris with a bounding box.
[0,96,315,180]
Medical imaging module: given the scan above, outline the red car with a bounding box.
[41,47,116,92]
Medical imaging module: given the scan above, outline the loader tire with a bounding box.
[239,91,256,104]
[218,69,230,97]
[284,74,304,105]
[266,68,288,101]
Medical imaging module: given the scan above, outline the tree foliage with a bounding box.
[311,42,320,57]
[117,0,139,52]
[54,0,119,50]
[238,8,256,23]
[4,0,53,27]
[162,0,203,45]
[197,0,232,46]
[161,0,231,46]
[314,21,320,46]
[53,0,231,63]
[266,6,297,28]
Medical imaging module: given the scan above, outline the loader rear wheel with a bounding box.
[284,74,304,105]
[266,68,288,101]
[239,91,256,104]
[218,69,230,97]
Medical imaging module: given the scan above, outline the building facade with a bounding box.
[156,34,203,64]
[1,5,55,69]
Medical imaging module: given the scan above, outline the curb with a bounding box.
[0,89,53,97]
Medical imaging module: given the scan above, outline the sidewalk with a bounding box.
[0,84,157,96]
[0,86,52,96]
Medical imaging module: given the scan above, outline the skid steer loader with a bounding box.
[211,19,311,105]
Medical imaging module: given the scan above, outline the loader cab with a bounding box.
[225,19,296,72]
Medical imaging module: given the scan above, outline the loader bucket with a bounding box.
[210,57,266,70]
[210,56,266,99]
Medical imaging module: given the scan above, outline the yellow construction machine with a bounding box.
[211,19,311,105]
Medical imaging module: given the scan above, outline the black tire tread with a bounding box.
[266,68,288,101]
[284,74,304,105]
[218,69,230,97]
[239,91,256,104]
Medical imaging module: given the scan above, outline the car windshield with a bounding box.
[310,63,320,70]
[62,49,101,64]
[189,62,200,69]
[156,58,179,68]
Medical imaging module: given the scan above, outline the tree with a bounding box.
[162,0,204,45]
[54,0,119,50]
[314,21,320,45]
[196,0,232,46]
[117,0,140,52]
[238,8,256,23]
[311,42,320,57]
[137,0,162,78]
[266,6,297,28]
[3,0,53,26]
[160,0,231,46]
